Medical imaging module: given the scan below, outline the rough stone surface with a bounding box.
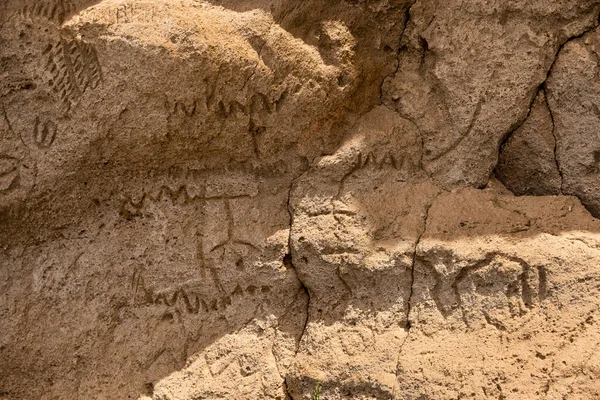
[381,0,600,188]
[545,26,600,217]
[495,90,562,196]
[1,1,600,399]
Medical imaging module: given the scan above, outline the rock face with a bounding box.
[1,1,600,399]
[495,90,562,196]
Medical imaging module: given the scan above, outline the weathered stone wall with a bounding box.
[1,1,600,399]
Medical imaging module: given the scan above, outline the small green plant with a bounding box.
[312,382,322,400]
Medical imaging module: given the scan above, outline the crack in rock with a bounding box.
[285,173,311,355]
[378,0,418,105]
[543,85,565,193]
[391,191,440,399]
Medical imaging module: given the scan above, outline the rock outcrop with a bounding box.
[1,1,600,399]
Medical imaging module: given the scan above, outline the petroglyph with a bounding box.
[43,35,102,112]
[15,0,77,25]
[131,267,274,320]
[423,252,548,327]
[76,1,159,25]
[3,1,600,399]
[33,118,58,148]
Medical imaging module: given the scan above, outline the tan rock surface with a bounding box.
[1,1,600,399]
[495,90,562,196]
[545,26,600,217]
[381,0,600,188]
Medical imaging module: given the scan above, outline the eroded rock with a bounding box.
[546,26,600,217]
[381,0,600,188]
[2,1,600,399]
[495,89,562,196]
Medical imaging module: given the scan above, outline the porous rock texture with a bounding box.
[1,1,600,399]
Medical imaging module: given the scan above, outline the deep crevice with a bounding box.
[391,192,439,399]
[495,86,537,159]
[285,172,311,354]
[270,168,313,399]
[404,196,435,327]
[535,13,600,196]
[283,376,294,400]
[378,0,418,105]
[492,14,600,190]
[543,85,564,193]
[490,84,539,191]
